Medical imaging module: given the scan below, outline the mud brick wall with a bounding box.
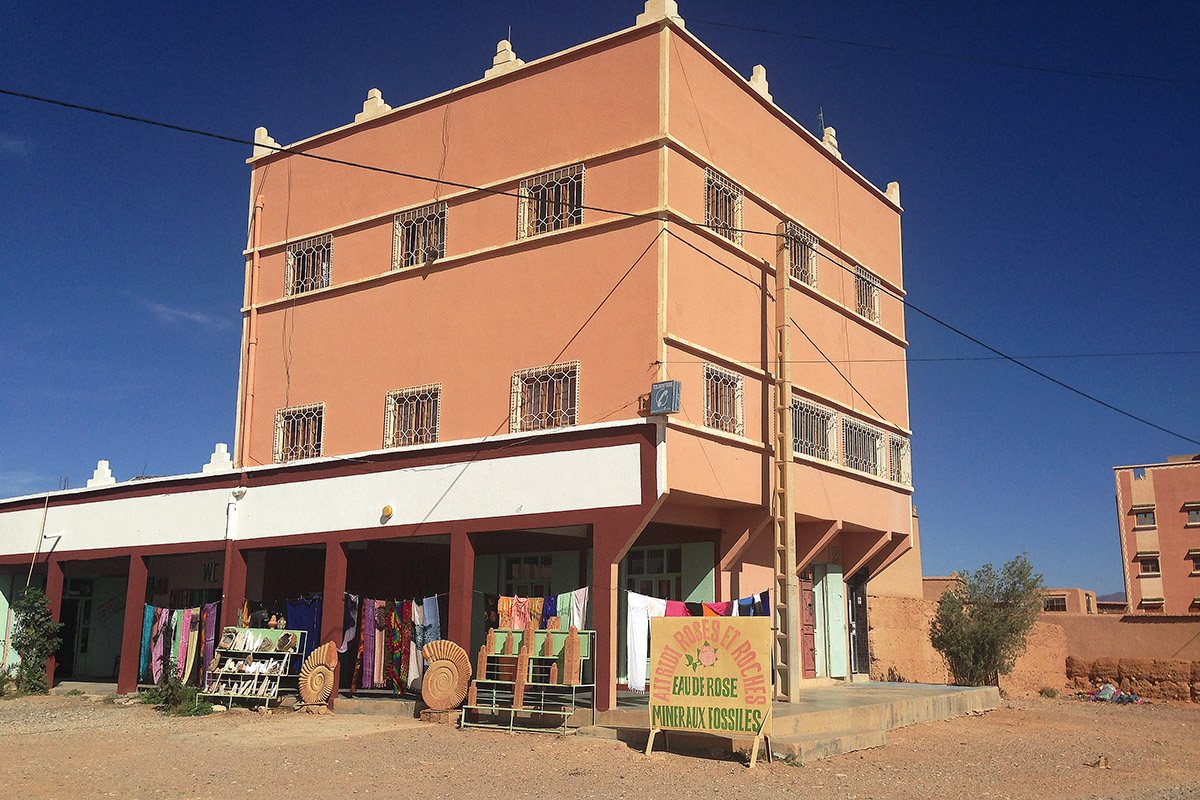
[1066,656,1200,703]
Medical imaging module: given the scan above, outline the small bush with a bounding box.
[11,587,63,695]
[1039,687,1058,698]
[141,658,211,717]
[64,688,84,696]
[0,666,15,697]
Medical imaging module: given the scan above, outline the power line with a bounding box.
[687,18,1197,87]
[663,350,1200,365]
[2,85,1196,447]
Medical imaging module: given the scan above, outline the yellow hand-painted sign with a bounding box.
[648,616,772,737]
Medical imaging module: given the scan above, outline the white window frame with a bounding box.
[785,221,819,289]
[273,402,325,464]
[393,203,447,269]
[704,167,743,245]
[842,417,885,477]
[792,398,837,462]
[888,434,912,486]
[855,265,881,323]
[383,383,441,447]
[510,361,580,432]
[517,164,584,239]
[285,234,332,296]
[703,363,744,436]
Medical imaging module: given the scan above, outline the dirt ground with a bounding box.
[1,693,1198,799]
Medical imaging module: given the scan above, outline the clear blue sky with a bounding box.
[2,1,1197,596]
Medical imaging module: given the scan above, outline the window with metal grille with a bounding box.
[1043,596,1067,612]
[625,546,684,600]
[785,222,819,288]
[393,203,446,269]
[703,364,744,436]
[842,417,884,477]
[510,361,579,432]
[273,402,325,463]
[285,234,332,296]
[855,266,881,323]
[705,168,743,245]
[792,398,837,462]
[384,384,440,447]
[888,434,912,485]
[518,164,584,239]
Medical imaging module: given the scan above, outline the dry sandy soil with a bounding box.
[1,693,1198,799]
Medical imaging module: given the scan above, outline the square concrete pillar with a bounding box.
[117,554,148,694]
[321,540,348,706]
[220,542,247,628]
[448,530,474,649]
[44,558,64,689]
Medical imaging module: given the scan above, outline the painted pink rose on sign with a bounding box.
[698,643,717,667]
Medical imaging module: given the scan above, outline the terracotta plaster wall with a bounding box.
[1041,614,1200,661]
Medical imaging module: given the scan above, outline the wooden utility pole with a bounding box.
[772,223,801,701]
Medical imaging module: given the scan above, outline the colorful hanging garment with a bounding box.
[703,602,731,617]
[527,597,544,630]
[408,602,424,692]
[556,592,572,631]
[541,596,557,628]
[483,594,499,631]
[374,603,386,687]
[150,607,168,683]
[139,605,155,682]
[511,597,529,630]
[684,602,704,617]
[497,596,513,630]
[338,594,360,653]
[423,595,441,642]
[357,599,376,690]
[170,609,185,676]
[286,594,323,662]
[182,607,201,682]
[386,601,410,694]
[625,591,666,692]
[201,602,218,672]
[665,600,690,617]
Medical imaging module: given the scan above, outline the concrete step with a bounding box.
[767,685,999,738]
[766,728,888,764]
[332,696,418,717]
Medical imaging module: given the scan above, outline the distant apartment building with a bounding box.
[1115,455,1200,615]
[0,1,915,706]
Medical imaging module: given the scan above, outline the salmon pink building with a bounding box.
[1115,455,1200,615]
[0,1,915,709]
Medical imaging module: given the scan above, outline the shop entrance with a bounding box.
[56,573,126,681]
[846,568,870,676]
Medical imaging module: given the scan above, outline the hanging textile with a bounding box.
[625,591,666,692]
[408,602,424,692]
[684,601,704,617]
[527,597,544,630]
[422,595,441,642]
[201,601,218,672]
[703,602,731,617]
[357,599,376,690]
[286,594,323,662]
[373,602,386,687]
[386,601,410,694]
[182,607,201,683]
[139,605,154,682]
[170,609,185,677]
[511,597,529,631]
[338,594,360,654]
[665,600,690,617]
[755,590,770,617]
[556,591,572,631]
[483,594,499,631]
[541,595,557,629]
[497,596,513,629]
[150,607,168,683]
[238,600,249,628]
[570,587,589,629]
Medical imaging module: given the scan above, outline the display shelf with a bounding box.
[462,627,596,733]
[199,627,306,709]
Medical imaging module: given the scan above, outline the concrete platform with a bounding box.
[49,681,118,699]
[575,682,1000,764]
[332,695,420,717]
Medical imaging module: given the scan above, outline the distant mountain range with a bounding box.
[1097,592,1126,602]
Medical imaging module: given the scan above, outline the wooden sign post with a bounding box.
[646,617,773,767]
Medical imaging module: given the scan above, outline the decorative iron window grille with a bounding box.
[518,164,584,239]
[855,266,881,323]
[384,384,441,447]
[273,402,325,463]
[792,398,837,462]
[703,363,744,436]
[704,168,743,245]
[285,234,332,296]
[888,433,912,485]
[785,222,819,288]
[842,417,884,477]
[510,361,580,432]
[393,203,447,269]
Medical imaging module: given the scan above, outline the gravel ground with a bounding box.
[1,693,1197,799]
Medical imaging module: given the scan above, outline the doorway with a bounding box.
[846,568,870,675]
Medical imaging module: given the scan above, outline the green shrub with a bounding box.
[1039,687,1058,698]
[141,657,211,717]
[11,587,63,695]
[0,665,15,697]
[929,554,1044,687]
